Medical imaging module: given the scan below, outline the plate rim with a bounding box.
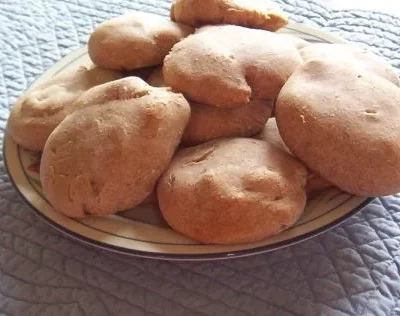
[3,22,375,261]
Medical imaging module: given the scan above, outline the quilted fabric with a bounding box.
[1,0,400,315]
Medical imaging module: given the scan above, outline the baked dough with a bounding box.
[40,77,190,217]
[157,138,307,244]
[170,0,288,31]
[300,43,399,86]
[8,66,121,152]
[257,118,332,193]
[163,25,303,108]
[148,67,273,145]
[276,59,400,196]
[88,11,194,70]
[183,100,273,145]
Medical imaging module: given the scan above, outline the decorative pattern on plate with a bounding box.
[3,24,373,260]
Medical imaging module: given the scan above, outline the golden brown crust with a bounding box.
[163,25,303,108]
[157,138,307,244]
[8,67,121,152]
[40,77,190,218]
[170,0,288,31]
[148,67,273,145]
[276,59,400,196]
[88,11,194,70]
[300,43,400,86]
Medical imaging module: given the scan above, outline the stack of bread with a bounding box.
[8,0,400,245]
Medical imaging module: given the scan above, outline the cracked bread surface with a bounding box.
[40,77,190,217]
[163,25,303,108]
[8,66,121,152]
[157,138,307,244]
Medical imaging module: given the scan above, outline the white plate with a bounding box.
[3,23,374,261]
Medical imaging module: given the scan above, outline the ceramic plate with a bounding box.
[3,23,374,260]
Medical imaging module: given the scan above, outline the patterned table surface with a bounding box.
[320,0,400,16]
[1,0,400,315]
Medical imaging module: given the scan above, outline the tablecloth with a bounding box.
[1,0,400,315]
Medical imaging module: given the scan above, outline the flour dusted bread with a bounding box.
[157,138,307,244]
[258,118,332,193]
[276,59,400,196]
[8,66,121,152]
[300,43,399,86]
[148,67,273,145]
[88,11,194,70]
[40,77,190,217]
[163,25,303,108]
[170,0,288,31]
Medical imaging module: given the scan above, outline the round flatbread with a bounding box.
[300,43,399,86]
[157,138,307,244]
[170,0,288,31]
[148,67,273,145]
[88,11,194,70]
[163,25,303,108]
[40,77,190,217]
[8,66,121,152]
[276,59,400,196]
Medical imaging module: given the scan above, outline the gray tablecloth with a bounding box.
[1,0,400,315]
